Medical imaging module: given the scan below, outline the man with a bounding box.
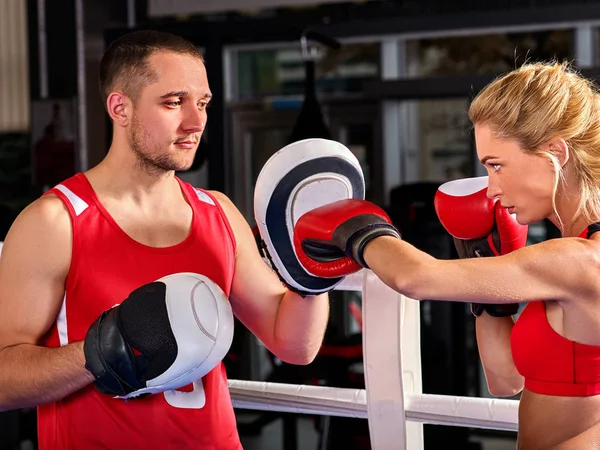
[0,30,330,448]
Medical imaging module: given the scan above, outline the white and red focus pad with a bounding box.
[434,176,495,240]
[254,138,365,295]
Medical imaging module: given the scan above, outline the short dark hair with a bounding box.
[99,30,204,106]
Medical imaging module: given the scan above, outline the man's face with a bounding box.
[129,51,211,174]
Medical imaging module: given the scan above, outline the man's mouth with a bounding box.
[174,140,197,148]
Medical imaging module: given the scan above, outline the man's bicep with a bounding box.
[0,197,72,349]
[211,191,285,341]
[228,235,288,352]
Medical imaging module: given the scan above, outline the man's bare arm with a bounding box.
[0,196,94,411]
[212,191,330,365]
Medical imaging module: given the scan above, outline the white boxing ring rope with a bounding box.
[228,270,520,449]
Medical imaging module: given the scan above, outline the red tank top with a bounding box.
[511,224,600,397]
[37,173,242,449]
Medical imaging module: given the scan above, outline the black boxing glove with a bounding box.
[83,282,176,397]
[83,273,234,398]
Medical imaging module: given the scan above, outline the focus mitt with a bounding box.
[254,138,365,296]
[83,272,234,398]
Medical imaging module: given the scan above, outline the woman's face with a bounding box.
[475,124,557,225]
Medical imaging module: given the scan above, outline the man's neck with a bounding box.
[85,148,180,207]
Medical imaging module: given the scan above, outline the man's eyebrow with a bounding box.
[159,91,213,100]
[160,91,188,99]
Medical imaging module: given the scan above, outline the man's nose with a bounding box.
[182,107,206,133]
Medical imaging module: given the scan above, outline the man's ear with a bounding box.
[548,138,570,168]
[106,92,131,127]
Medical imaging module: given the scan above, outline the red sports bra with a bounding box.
[510,223,600,396]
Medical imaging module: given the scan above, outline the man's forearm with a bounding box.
[0,341,95,411]
[273,291,330,365]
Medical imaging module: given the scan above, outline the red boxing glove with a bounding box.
[293,199,400,277]
[434,176,528,257]
[434,176,528,317]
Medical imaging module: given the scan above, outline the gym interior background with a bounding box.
[1,0,599,448]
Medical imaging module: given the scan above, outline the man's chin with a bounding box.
[173,160,195,173]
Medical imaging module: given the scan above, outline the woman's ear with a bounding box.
[548,138,570,168]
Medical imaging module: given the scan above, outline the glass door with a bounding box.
[225,99,382,223]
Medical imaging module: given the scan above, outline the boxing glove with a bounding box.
[84,282,170,397]
[434,176,528,317]
[84,274,234,398]
[293,198,400,276]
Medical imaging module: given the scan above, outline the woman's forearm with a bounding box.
[475,314,523,396]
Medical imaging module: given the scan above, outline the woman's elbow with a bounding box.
[391,273,430,300]
[486,379,524,398]
[0,392,18,412]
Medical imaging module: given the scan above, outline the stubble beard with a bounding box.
[130,115,193,176]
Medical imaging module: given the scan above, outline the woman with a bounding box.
[295,61,600,449]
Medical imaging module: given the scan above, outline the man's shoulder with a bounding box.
[2,194,72,267]
[182,183,230,208]
[24,194,71,223]
[205,190,230,205]
[176,181,240,224]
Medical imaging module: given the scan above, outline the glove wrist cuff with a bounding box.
[471,303,519,318]
[470,303,485,317]
[351,226,401,269]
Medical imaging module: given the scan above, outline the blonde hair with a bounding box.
[469,61,600,229]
